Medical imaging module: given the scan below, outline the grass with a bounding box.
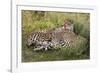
[22,10,90,62]
[22,44,89,62]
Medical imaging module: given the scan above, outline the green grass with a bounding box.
[22,10,90,62]
[22,45,89,62]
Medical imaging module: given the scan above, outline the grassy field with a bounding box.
[22,10,90,62]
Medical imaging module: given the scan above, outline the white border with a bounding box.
[12,4,97,73]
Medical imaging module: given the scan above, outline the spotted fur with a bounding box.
[27,19,74,51]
